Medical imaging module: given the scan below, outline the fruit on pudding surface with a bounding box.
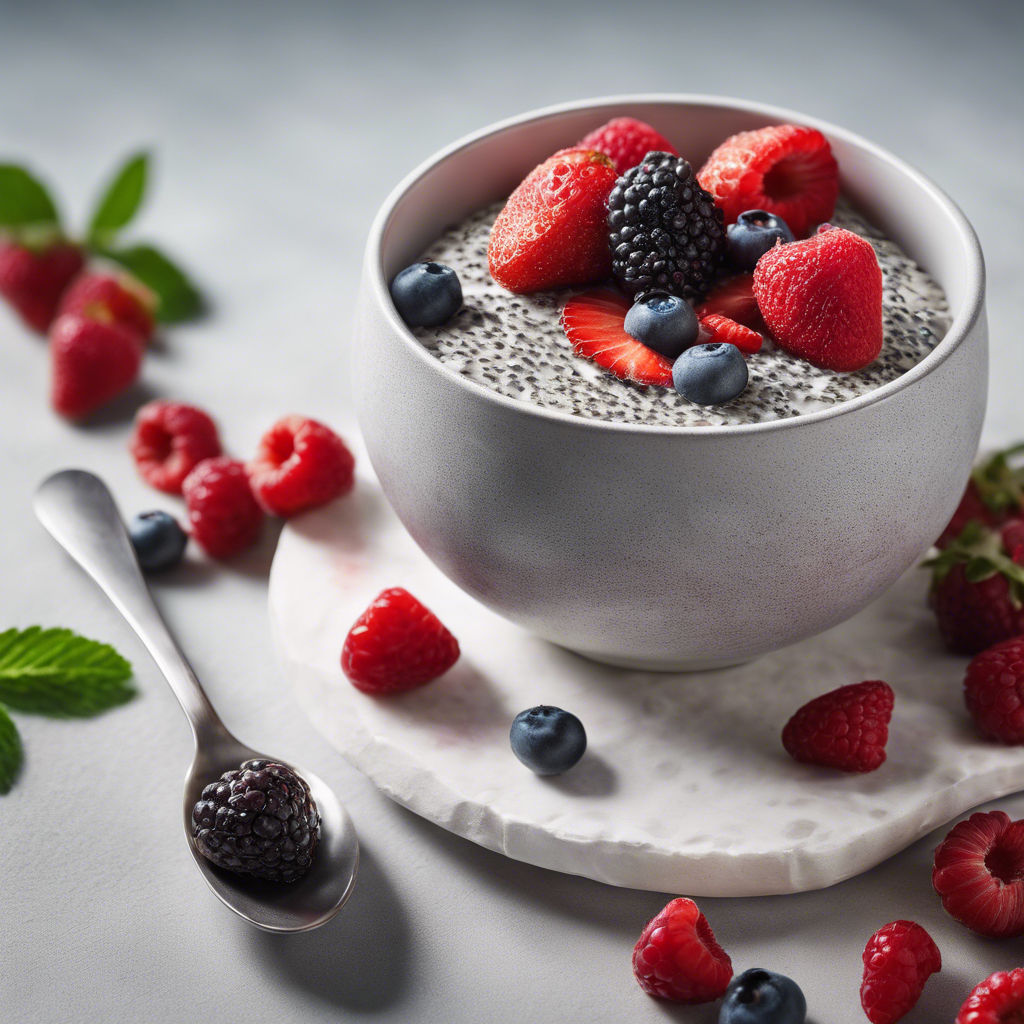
[632,897,733,1003]
[488,148,618,293]
[509,706,586,776]
[933,810,1024,938]
[561,290,673,387]
[956,969,1024,1024]
[964,636,1024,743]
[182,457,264,558]
[248,416,355,517]
[576,116,678,175]
[937,443,1024,550]
[727,209,795,272]
[672,342,749,406]
[390,261,462,328]
[860,920,941,1024]
[698,124,839,238]
[695,273,761,329]
[191,758,319,882]
[130,399,222,494]
[57,271,156,343]
[623,291,699,359]
[342,587,460,694]
[719,968,806,1024]
[697,313,763,355]
[49,313,141,418]
[753,224,883,372]
[608,151,726,302]
[0,240,84,332]
[129,511,188,571]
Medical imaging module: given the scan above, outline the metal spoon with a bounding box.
[34,469,359,933]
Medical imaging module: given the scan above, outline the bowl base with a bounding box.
[559,645,757,673]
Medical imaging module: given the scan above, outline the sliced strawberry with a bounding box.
[698,313,763,355]
[695,273,761,328]
[561,290,673,387]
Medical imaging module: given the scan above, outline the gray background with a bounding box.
[1,1,1022,1021]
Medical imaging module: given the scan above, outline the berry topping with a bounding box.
[623,291,699,359]
[49,313,142,419]
[57,271,156,344]
[860,920,941,1024]
[341,587,460,695]
[608,152,726,302]
[727,209,795,271]
[694,273,761,329]
[0,240,84,333]
[632,897,733,1003]
[576,116,679,175]
[509,706,587,776]
[191,758,319,882]
[937,444,1024,550]
[720,968,807,1024]
[561,290,673,387]
[753,224,883,372]
[697,313,763,355]
[933,810,1024,938]
[248,416,355,517]
[956,969,1024,1024]
[488,148,618,293]
[130,400,222,495]
[129,511,188,572]
[782,681,894,773]
[182,457,264,559]
[697,124,839,238]
[390,261,462,329]
[964,636,1024,744]
[672,341,749,406]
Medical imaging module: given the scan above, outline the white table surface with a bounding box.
[1,1,1022,1021]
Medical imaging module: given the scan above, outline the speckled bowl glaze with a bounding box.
[356,95,987,670]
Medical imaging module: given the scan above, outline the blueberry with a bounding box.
[727,210,795,271]
[510,706,586,775]
[390,261,462,328]
[129,511,188,572]
[720,969,807,1024]
[672,342,748,405]
[623,291,700,359]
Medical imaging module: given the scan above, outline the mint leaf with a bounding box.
[101,244,202,322]
[0,705,22,794]
[0,627,135,717]
[0,165,60,231]
[87,152,149,246]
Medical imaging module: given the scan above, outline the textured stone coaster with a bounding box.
[269,468,1024,897]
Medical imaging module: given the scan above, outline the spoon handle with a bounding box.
[34,469,229,746]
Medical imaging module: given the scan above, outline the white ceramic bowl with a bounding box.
[356,95,987,671]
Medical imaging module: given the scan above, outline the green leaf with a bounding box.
[0,705,22,794]
[0,164,60,231]
[101,244,202,322]
[964,557,998,584]
[87,152,149,246]
[0,627,135,717]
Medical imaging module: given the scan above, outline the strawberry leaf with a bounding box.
[0,705,22,794]
[87,151,149,246]
[0,164,60,231]
[100,244,202,322]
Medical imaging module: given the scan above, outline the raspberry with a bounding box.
[182,457,264,559]
[341,588,460,695]
[130,400,222,495]
[576,117,678,175]
[248,416,355,517]
[782,681,894,773]
[860,920,941,1024]
[57,272,156,344]
[956,969,1024,1024]
[697,313,763,355]
[631,897,733,1003]
[933,810,1024,938]
[0,240,84,332]
[964,637,1024,743]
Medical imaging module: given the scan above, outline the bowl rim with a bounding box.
[364,93,986,437]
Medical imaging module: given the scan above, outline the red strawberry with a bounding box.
[488,148,618,293]
[561,290,673,386]
[694,273,761,328]
[697,123,839,237]
[49,313,142,418]
[937,444,1024,549]
[753,224,883,372]
[697,313,762,355]
[956,969,1024,1024]
[964,636,1024,743]
[933,810,1024,939]
[0,240,84,332]
[860,920,941,1024]
[130,400,223,494]
[182,457,264,559]
[576,117,678,175]
[58,272,156,344]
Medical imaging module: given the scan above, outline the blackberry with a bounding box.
[191,759,319,882]
[607,152,726,302]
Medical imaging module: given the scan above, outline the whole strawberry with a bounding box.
[49,313,141,418]
[576,117,678,175]
[956,969,1024,1024]
[0,240,84,332]
[57,271,156,344]
[937,443,1024,549]
[860,920,941,1024]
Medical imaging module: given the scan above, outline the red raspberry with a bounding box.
[0,240,84,332]
[631,897,733,1003]
[697,313,763,355]
[956,969,1024,1024]
[341,588,460,695]
[576,117,678,175]
[933,810,1024,938]
[697,123,839,237]
[782,681,894,773]
[964,637,1024,743]
[131,400,222,495]
[694,273,762,329]
[248,416,355,517]
[860,920,941,1024]
[49,313,141,419]
[937,445,1024,550]
[58,272,156,344]
[182,457,264,559]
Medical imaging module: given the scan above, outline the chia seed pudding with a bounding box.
[412,199,950,428]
